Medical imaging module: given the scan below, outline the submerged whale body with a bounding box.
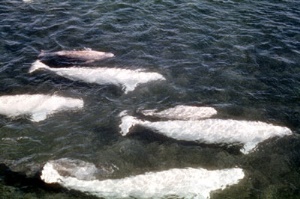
[0,94,83,122]
[140,105,217,120]
[119,112,292,154]
[41,158,245,199]
[38,49,114,66]
[29,60,166,94]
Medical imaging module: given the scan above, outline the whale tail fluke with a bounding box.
[29,60,50,73]
[119,111,141,136]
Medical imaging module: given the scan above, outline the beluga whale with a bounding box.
[29,60,166,94]
[0,94,83,122]
[38,48,114,66]
[119,110,292,154]
[139,105,218,120]
[41,158,245,199]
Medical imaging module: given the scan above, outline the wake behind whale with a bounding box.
[29,60,165,94]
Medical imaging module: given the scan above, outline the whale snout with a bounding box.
[106,52,114,58]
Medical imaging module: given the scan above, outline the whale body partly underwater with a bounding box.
[38,49,114,65]
[41,158,245,199]
[140,105,218,120]
[0,94,83,122]
[29,60,165,94]
[119,111,292,154]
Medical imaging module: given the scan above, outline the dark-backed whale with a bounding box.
[0,94,83,122]
[29,60,166,94]
[41,158,244,199]
[38,48,114,66]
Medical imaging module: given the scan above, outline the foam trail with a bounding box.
[119,113,292,154]
[41,159,245,199]
[29,60,165,94]
[0,94,83,122]
[140,105,217,120]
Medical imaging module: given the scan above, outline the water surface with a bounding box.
[0,0,300,198]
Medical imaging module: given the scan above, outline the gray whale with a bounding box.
[38,48,114,66]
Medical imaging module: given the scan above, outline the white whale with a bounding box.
[41,158,245,199]
[0,94,83,122]
[119,112,292,154]
[29,60,166,94]
[140,105,217,120]
[41,158,99,181]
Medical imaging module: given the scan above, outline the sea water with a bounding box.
[0,0,300,198]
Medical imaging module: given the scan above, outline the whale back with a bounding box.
[41,158,245,199]
[119,112,292,154]
[29,61,165,94]
[0,94,83,122]
[38,49,114,66]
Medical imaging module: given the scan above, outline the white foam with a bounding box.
[119,114,292,154]
[140,105,217,120]
[29,60,165,94]
[41,159,244,199]
[0,94,83,122]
